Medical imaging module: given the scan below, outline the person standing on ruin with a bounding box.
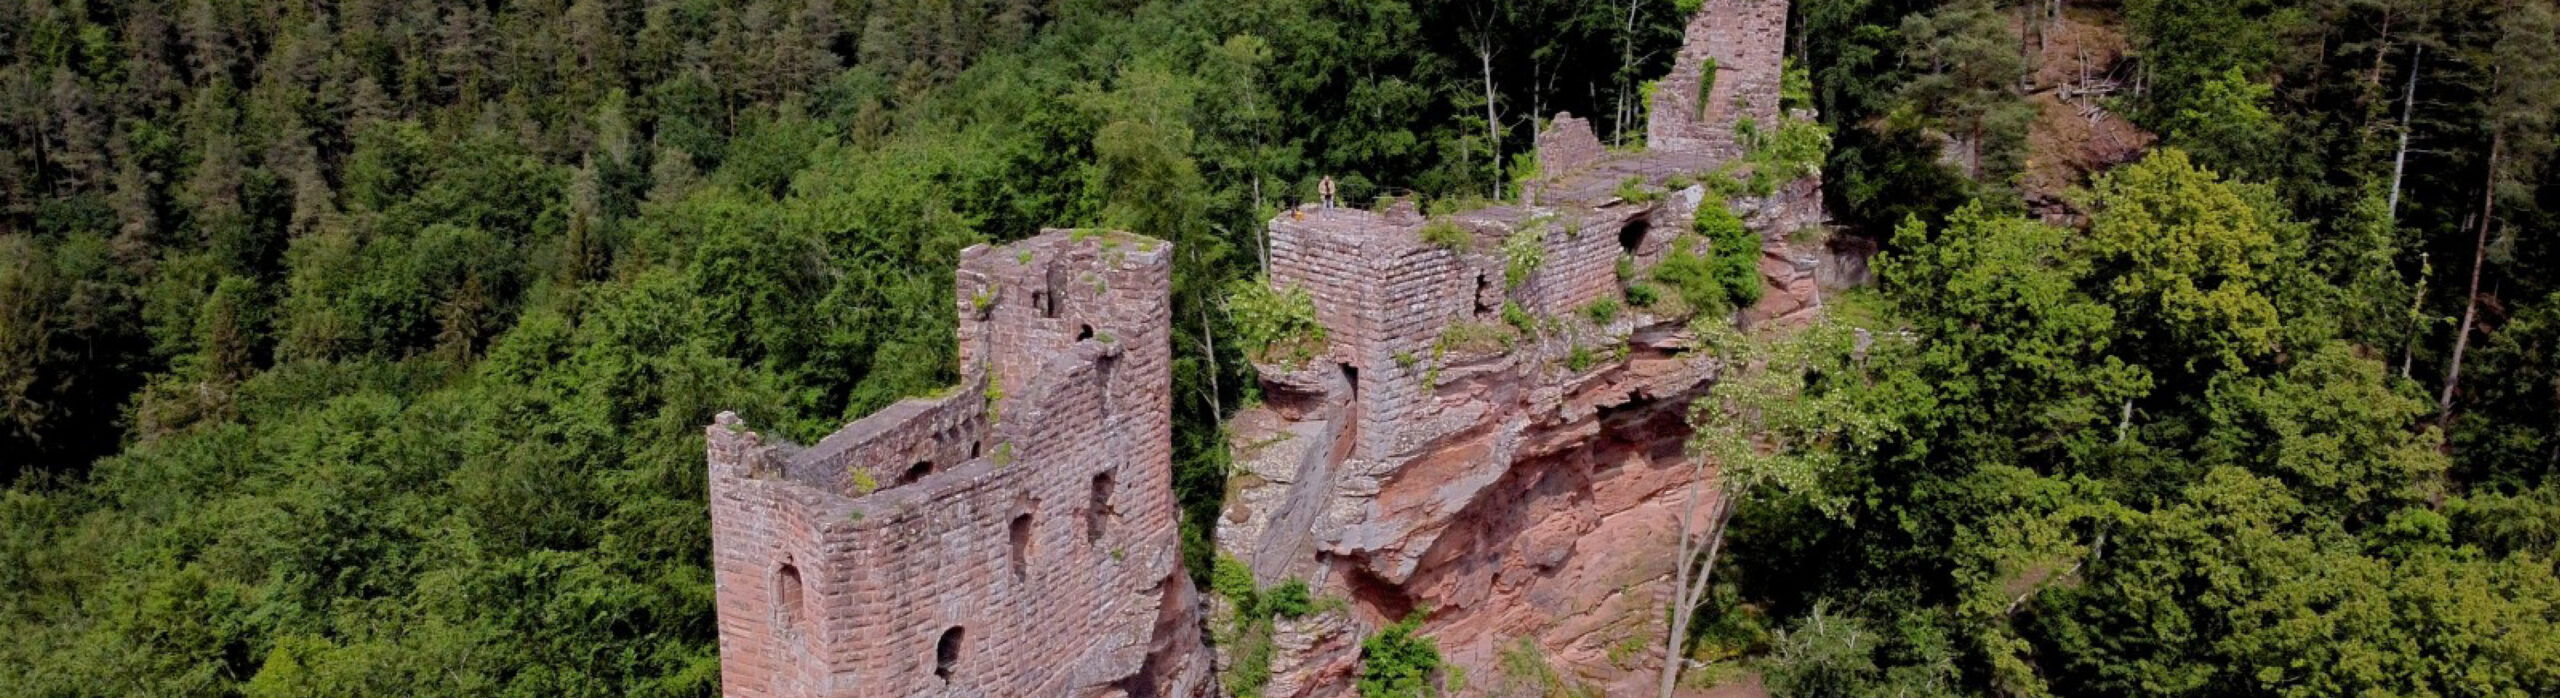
[1319,175,1338,210]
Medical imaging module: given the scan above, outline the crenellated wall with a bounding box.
[706,229,1205,698]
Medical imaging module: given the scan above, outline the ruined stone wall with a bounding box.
[707,229,1204,698]
[1262,197,1673,469]
[1648,0,1792,157]
[1533,113,1605,178]
[780,384,989,497]
[1219,2,1844,694]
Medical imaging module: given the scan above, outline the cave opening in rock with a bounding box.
[1618,218,1649,255]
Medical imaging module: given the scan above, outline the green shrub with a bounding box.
[1507,151,1542,199]
[1697,204,1765,308]
[1224,615,1278,697]
[1565,345,1599,372]
[1781,56,1813,112]
[1614,175,1662,204]
[1696,56,1719,113]
[1266,579,1314,619]
[1212,553,1258,608]
[1652,237,1723,314]
[1740,115,1831,196]
[1502,230,1546,290]
[1652,204,1763,315]
[1421,218,1470,250]
[1226,278,1328,366]
[1626,283,1661,309]
[1358,613,1445,698]
[1582,298,1620,325]
[1502,302,1534,332]
[1615,255,1636,282]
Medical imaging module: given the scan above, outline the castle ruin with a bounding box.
[706,0,1840,695]
[705,230,1207,697]
[1215,0,1841,693]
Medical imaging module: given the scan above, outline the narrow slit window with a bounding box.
[1086,473,1114,544]
[1010,513,1034,579]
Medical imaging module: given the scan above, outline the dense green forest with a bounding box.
[1704,0,2560,696]
[3,0,2557,695]
[0,0,1687,693]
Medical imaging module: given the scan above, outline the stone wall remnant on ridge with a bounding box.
[1648,0,1792,159]
[706,229,1206,698]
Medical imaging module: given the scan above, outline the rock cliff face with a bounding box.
[1212,2,1841,694]
[1222,316,1725,695]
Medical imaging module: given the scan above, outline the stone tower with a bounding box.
[706,229,1206,698]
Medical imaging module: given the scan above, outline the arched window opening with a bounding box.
[935,627,965,681]
[1010,513,1034,580]
[1077,324,1094,341]
[774,563,805,631]
[1087,472,1115,545]
[901,461,934,486]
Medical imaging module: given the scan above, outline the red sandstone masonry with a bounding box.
[1648,0,1792,158]
[707,230,1204,698]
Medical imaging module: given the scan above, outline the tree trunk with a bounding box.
[1657,476,1736,698]
[1480,38,1503,200]
[1616,0,1639,147]
[1201,303,1223,419]
[2401,252,2430,379]
[2439,133,2500,430]
[2388,46,2422,223]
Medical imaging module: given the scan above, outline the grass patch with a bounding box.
[1614,175,1663,204]
[1421,218,1470,251]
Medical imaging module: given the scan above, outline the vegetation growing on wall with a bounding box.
[1225,279,1327,367]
